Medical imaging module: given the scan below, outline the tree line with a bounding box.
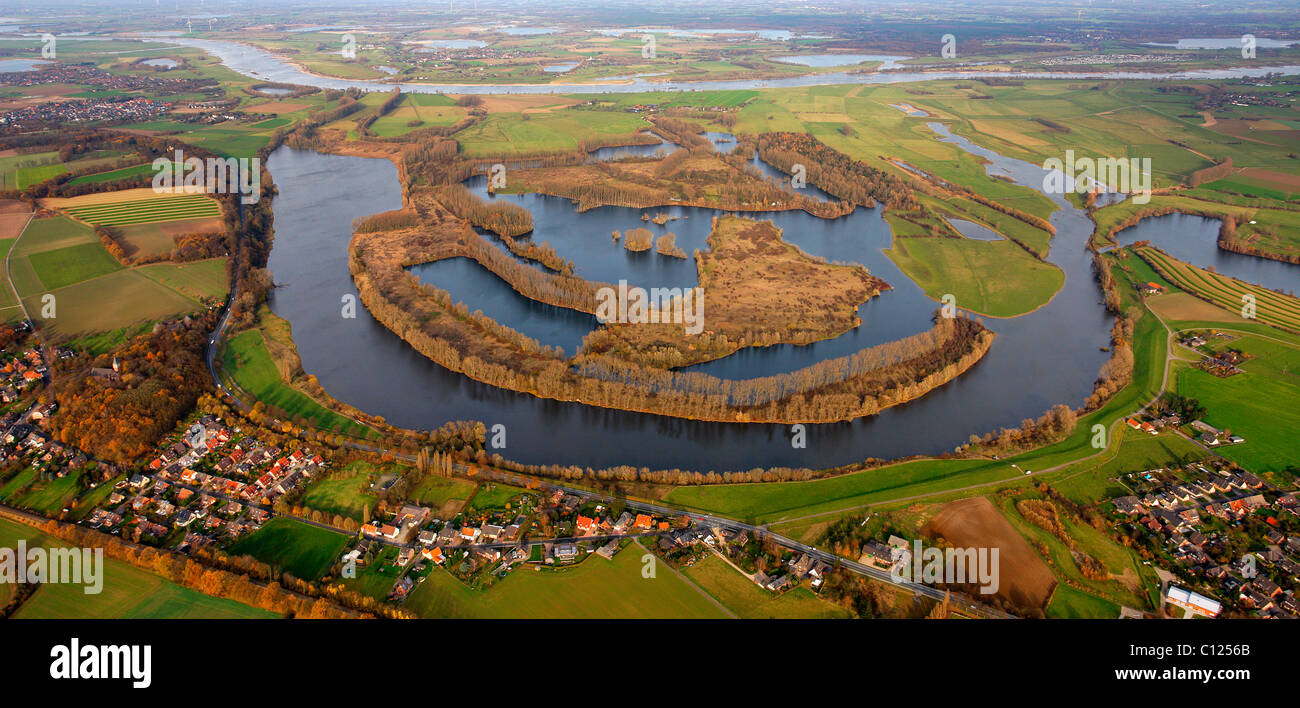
[757,132,918,210]
[353,227,998,423]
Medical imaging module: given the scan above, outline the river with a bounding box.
[156,36,1300,95]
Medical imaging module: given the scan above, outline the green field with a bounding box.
[0,237,17,318]
[466,483,531,510]
[340,547,402,600]
[369,96,466,137]
[219,329,373,437]
[666,457,1020,524]
[12,214,96,255]
[682,554,849,619]
[1201,176,1297,202]
[300,462,378,521]
[0,518,273,619]
[6,214,222,339]
[10,470,84,515]
[226,517,351,581]
[1046,584,1122,619]
[136,258,228,301]
[27,242,123,290]
[0,151,65,189]
[16,163,68,189]
[24,269,206,340]
[67,161,180,186]
[885,234,1064,316]
[405,543,728,619]
[412,476,477,508]
[456,110,650,157]
[1174,333,1300,473]
[0,468,37,502]
[62,193,221,227]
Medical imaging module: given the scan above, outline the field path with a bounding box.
[4,208,34,325]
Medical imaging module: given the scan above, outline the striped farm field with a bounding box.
[1137,247,1300,333]
[61,193,221,227]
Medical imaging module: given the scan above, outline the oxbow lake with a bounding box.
[196,34,1299,471]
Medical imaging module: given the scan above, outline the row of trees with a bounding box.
[1219,213,1300,264]
[1084,312,1137,411]
[433,184,533,237]
[353,209,421,233]
[356,88,403,137]
[757,132,918,210]
[50,312,220,465]
[577,314,987,409]
[959,403,1079,455]
[355,230,997,423]
[522,153,852,219]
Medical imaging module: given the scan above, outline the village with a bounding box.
[337,480,835,605]
[79,413,325,551]
[0,96,172,127]
[0,330,46,403]
[1108,459,1299,618]
[0,62,210,93]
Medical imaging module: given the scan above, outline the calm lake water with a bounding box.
[0,58,49,72]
